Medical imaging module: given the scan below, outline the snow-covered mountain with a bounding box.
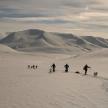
[82,36,108,48]
[0,29,107,54]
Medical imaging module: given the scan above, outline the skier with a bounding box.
[28,65,30,69]
[83,64,90,75]
[31,65,35,69]
[51,63,56,72]
[64,64,69,72]
[35,65,38,69]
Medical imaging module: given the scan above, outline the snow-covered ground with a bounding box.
[0,45,108,108]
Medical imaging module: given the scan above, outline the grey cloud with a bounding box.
[62,0,100,8]
[0,0,108,36]
[0,0,105,19]
[91,6,108,12]
[26,19,76,25]
[0,7,65,19]
[62,1,85,8]
[1,16,76,25]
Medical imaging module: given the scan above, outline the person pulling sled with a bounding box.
[83,64,90,75]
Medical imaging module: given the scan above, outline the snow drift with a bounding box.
[0,44,17,53]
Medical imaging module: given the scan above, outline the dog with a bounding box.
[93,72,98,77]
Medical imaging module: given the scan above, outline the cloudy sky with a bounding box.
[0,0,108,38]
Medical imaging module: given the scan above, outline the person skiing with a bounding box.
[32,65,35,69]
[51,63,56,72]
[64,64,69,72]
[28,65,30,69]
[83,64,90,75]
[35,65,38,69]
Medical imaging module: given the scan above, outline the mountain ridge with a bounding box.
[0,29,107,54]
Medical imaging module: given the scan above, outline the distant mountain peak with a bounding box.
[0,29,108,54]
